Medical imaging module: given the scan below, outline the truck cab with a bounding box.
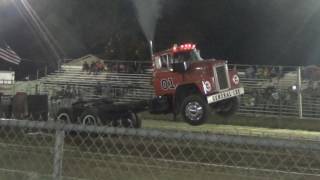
[151,43,244,125]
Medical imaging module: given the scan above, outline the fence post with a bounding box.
[45,65,48,77]
[297,66,303,119]
[35,84,39,95]
[12,80,16,95]
[53,128,65,180]
[36,69,39,80]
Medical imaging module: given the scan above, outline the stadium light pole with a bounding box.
[10,0,65,70]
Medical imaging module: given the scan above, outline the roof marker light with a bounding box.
[172,43,197,52]
[173,46,177,52]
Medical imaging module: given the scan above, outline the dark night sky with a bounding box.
[1,0,320,74]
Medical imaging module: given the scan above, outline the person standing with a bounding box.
[82,61,89,72]
[90,61,97,75]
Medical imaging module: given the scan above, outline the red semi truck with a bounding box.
[54,43,244,127]
[149,43,244,125]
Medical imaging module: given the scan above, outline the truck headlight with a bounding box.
[232,75,240,85]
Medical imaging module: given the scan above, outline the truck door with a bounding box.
[153,54,183,96]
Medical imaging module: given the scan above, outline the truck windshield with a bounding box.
[173,49,203,63]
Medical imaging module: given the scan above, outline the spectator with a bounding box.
[95,82,103,95]
[256,67,264,79]
[95,61,100,73]
[90,61,97,75]
[24,75,30,81]
[119,64,127,73]
[65,85,72,98]
[263,67,271,79]
[270,67,277,78]
[82,61,89,72]
[278,66,284,78]
[96,60,105,73]
[253,66,257,78]
[102,61,107,71]
[132,62,143,74]
[245,66,255,79]
[111,63,117,72]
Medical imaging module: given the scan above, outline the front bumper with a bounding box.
[207,87,244,104]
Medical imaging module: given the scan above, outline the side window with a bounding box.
[168,54,173,67]
[159,55,170,70]
[154,56,161,69]
[155,54,173,70]
[160,55,168,69]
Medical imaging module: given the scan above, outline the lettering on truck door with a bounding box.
[153,54,182,96]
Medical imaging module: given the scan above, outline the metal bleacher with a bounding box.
[40,65,155,104]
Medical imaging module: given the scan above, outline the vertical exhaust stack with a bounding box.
[149,40,154,59]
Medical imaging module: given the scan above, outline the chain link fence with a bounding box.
[236,64,320,119]
[0,119,319,180]
[2,61,320,179]
[235,65,301,118]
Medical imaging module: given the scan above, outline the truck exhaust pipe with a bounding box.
[149,40,154,59]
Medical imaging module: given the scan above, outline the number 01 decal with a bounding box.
[160,78,176,90]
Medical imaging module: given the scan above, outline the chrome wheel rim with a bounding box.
[120,117,134,128]
[185,101,203,121]
[57,113,70,124]
[82,115,97,125]
[112,116,135,128]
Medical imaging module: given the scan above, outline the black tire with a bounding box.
[214,97,240,117]
[112,111,141,128]
[29,112,48,121]
[181,95,209,126]
[55,108,79,136]
[55,108,73,124]
[79,108,102,126]
[79,108,102,138]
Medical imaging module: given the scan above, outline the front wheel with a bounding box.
[181,95,209,126]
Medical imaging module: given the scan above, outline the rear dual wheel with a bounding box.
[80,109,141,128]
[55,108,73,124]
[78,109,102,137]
[55,108,76,136]
[80,109,101,126]
[111,111,141,128]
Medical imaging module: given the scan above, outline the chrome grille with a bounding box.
[216,65,229,90]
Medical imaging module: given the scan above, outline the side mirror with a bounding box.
[172,62,189,73]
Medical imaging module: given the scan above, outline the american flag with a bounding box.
[0,43,22,65]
